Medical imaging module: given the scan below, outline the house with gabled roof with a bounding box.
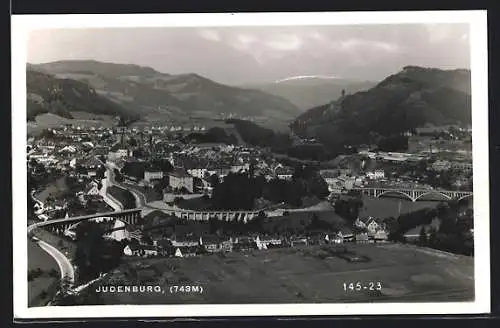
[354,216,385,234]
[255,235,282,250]
[84,181,100,196]
[174,246,199,258]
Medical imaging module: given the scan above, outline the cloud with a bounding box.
[198,29,222,42]
[27,24,471,85]
[337,39,400,53]
[264,34,303,51]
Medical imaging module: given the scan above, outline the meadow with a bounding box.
[86,243,474,305]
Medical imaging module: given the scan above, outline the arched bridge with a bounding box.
[351,187,473,202]
[28,208,142,234]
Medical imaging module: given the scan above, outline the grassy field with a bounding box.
[265,210,347,232]
[34,176,69,203]
[81,243,473,305]
[27,241,59,307]
[359,196,440,219]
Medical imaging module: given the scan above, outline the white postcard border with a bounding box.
[12,10,490,319]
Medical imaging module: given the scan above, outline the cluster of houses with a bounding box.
[121,216,391,259]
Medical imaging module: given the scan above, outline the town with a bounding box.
[27,118,475,307]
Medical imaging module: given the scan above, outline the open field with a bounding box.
[27,113,116,136]
[81,243,473,305]
[34,177,69,203]
[265,210,347,232]
[359,195,473,219]
[359,196,440,219]
[27,241,59,307]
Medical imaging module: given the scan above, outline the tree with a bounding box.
[96,166,106,180]
[309,213,320,230]
[418,226,428,245]
[74,221,106,281]
[428,228,438,246]
[114,169,124,183]
[128,137,138,147]
[208,174,220,187]
[208,217,219,234]
[153,181,164,195]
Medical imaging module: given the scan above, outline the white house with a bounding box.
[142,245,158,257]
[356,232,371,243]
[355,217,383,234]
[366,170,385,180]
[175,247,183,257]
[144,171,163,183]
[85,182,100,196]
[123,244,141,256]
[170,236,199,248]
[168,170,194,193]
[255,235,282,250]
[373,230,388,241]
[431,160,451,171]
[187,168,208,179]
[230,164,250,174]
[275,166,294,180]
[174,246,198,258]
[38,214,49,222]
[336,227,354,242]
[59,145,77,154]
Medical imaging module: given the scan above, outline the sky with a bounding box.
[27,24,470,85]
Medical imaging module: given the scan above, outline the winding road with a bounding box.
[36,240,75,285]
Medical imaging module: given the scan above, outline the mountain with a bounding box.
[29,60,301,123]
[26,68,137,122]
[290,66,472,150]
[242,76,376,111]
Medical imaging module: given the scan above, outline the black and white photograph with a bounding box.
[12,11,490,318]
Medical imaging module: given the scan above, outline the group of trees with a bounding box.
[185,127,238,145]
[107,186,136,209]
[121,161,146,180]
[211,172,265,210]
[382,201,474,256]
[210,166,329,211]
[389,207,437,238]
[203,212,338,237]
[73,221,126,282]
[334,196,364,222]
[376,135,409,152]
[287,144,331,161]
[226,119,293,153]
[424,168,472,191]
[113,168,124,183]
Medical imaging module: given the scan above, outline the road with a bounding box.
[37,240,75,286]
[104,160,147,208]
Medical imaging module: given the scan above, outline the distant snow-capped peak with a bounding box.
[274,75,341,83]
